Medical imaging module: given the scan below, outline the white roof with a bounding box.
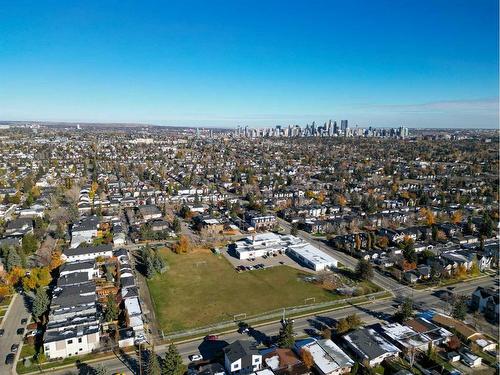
[287,242,337,266]
[305,339,354,373]
[124,297,142,316]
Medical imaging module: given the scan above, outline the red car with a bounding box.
[205,335,218,341]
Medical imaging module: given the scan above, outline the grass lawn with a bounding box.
[148,249,347,332]
[20,343,37,358]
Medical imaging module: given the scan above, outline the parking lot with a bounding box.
[222,247,314,273]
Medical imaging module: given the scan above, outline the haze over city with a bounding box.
[0,1,498,128]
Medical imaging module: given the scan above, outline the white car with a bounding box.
[189,354,203,362]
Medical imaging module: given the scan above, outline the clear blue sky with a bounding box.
[0,0,498,128]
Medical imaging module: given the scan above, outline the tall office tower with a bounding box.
[340,120,348,132]
[333,121,338,134]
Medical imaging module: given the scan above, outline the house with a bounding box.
[196,363,227,375]
[4,218,33,237]
[70,216,100,248]
[431,314,481,341]
[471,286,499,321]
[294,338,354,375]
[63,244,113,262]
[138,205,162,221]
[245,211,276,231]
[223,340,262,375]
[459,348,482,368]
[261,347,307,375]
[44,266,100,359]
[343,327,400,367]
[59,260,98,280]
[379,323,431,351]
[404,317,452,346]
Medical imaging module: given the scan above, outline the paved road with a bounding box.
[0,294,31,374]
[48,275,496,375]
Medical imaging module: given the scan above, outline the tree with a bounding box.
[32,287,50,321]
[470,260,480,276]
[452,295,468,320]
[22,234,38,254]
[145,348,162,375]
[172,217,181,233]
[447,335,461,350]
[345,313,362,329]
[172,235,190,254]
[179,205,191,219]
[377,236,389,249]
[162,343,183,375]
[355,259,373,281]
[336,318,351,335]
[300,348,314,369]
[105,294,119,322]
[451,211,463,225]
[403,241,417,264]
[277,319,295,348]
[153,251,166,274]
[49,251,64,270]
[396,297,414,321]
[55,222,66,239]
[290,222,298,236]
[6,248,21,272]
[480,212,493,238]
[144,255,155,279]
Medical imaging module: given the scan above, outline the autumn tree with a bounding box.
[172,235,190,254]
[377,236,389,249]
[300,348,314,369]
[451,211,463,225]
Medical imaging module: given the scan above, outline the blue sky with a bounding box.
[0,1,498,128]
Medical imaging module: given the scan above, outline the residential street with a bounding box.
[0,294,31,375]
[48,275,497,375]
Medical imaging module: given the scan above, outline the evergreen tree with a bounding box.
[290,222,299,236]
[172,217,181,233]
[162,343,183,375]
[6,247,21,271]
[403,242,417,264]
[396,297,414,321]
[277,319,295,348]
[153,251,166,274]
[105,294,119,322]
[32,287,50,321]
[145,349,162,375]
[452,295,468,321]
[355,259,373,281]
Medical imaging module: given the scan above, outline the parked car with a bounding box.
[16,328,25,335]
[10,344,19,353]
[0,329,4,337]
[188,354,203,361]
[205,335,218,341]
[5,353,14,365]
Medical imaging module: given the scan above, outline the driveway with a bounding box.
[0,294,31,374]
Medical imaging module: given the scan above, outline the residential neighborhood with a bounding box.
[0,124,497,375]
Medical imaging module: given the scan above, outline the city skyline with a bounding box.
[0,1,498,128]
